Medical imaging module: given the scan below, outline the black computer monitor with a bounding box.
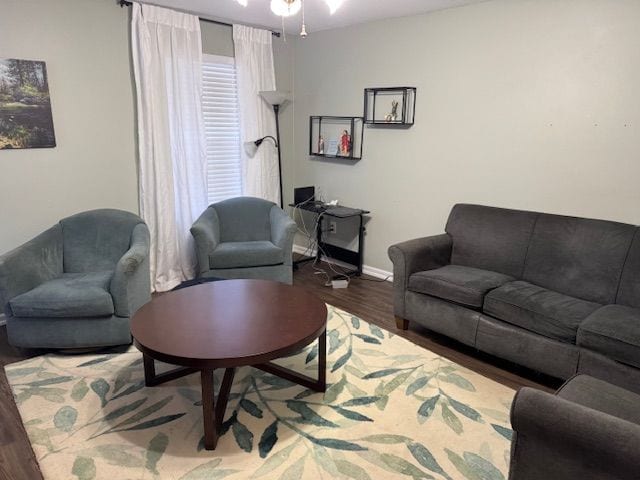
[294,186,315,205]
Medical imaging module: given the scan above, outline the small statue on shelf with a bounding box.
[318,135,325,154]
[384,100,399,122]
[340,130,351,156]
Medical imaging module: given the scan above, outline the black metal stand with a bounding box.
[291,204,369,276]
[273,104,284,209]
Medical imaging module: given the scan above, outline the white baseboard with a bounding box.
[293,244,393,281]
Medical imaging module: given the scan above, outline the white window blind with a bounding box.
[202,54,242,204]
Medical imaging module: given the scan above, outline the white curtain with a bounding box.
[232,25,280,204]
[131,3,208,292]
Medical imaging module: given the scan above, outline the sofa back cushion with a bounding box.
[617,229,640,308]
[445,204,538,278]
[213,196,274,243]
[522,214,635,304]
[61,209,142,273]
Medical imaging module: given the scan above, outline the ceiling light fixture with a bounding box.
[270,0,301,17]
[236,0,346,37]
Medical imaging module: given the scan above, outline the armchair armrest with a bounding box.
[387,234,452,317]
[270,206,297,265]
[0,224,63,315]
[110,223,151,317]
[190,207,220,276]
[509,387,640,479]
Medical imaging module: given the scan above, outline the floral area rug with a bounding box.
[5,306,515,480]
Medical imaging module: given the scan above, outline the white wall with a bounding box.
[0,0,138,254]
[291,0,640,271]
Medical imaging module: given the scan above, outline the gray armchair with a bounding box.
[0,209,151,349]
[509,375,640,480]
[190,196,297,284]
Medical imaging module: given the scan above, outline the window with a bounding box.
[202,54,242,204]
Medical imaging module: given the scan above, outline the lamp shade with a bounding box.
[243,141,259,158]
[259,90,290,107]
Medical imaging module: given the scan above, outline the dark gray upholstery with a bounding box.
[577,305,640,369]
[617,229,640,308]
[0,209,151,349]
[389,203,640,388]
[408,265,513,308]
[476,315,580,379]
[522,214,635,304]
[508,375,640,480]
[191,197,296,284]
[556,375,640,424]
[484,281,601,343]
[445,204,537,278]
[577,349,640,395]
[388,234,452,319]
[405,291,480,347]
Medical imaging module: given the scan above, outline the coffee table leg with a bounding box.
[142,354,198,387]
[201,367,236,451]
[256,328,327,392]
[201,369,217,450]
[318,328,326,390]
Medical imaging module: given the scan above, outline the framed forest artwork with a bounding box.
[0,58,56,149]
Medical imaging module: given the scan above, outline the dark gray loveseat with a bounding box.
[388,204,640,392]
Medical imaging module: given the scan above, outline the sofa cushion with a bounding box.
[557,375,640,425]
[408,265,514,308]
[445,204,538,278]
[522,213,636,304]
[209,241,283,269]
[8,271,114,318]
[484,281,601,343]
[577,305,640,369]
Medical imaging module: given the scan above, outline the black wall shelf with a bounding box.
[309,116,364,160]
[364,87,416,127]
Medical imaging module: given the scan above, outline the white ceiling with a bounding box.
[138,0,488,34]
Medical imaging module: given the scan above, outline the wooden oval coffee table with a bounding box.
[131,279,327,450]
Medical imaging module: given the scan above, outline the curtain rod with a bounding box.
[118,0,281,37]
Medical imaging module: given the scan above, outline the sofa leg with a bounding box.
[395,316,409,330]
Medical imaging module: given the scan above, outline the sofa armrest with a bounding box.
[387,234,452,317]
[509,387,640,480]
[190,207,220,276]
[270,206,297,266]
[110,223,151,317]
[0,224,63,315]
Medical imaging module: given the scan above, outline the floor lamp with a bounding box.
[259,90,289,208]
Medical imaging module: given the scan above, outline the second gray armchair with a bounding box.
[190,196,297,284]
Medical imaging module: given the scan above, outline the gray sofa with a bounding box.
[509,375,640,479]
[190,196,297,284]
[388,204,640,392]
[0,209,151,349]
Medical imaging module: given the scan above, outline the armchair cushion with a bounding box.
[577,305,640,369]
[209,241,283,269]
[408,265,514,308]
[484,280,601,343]
[8,271,114,318]
[556,374,640,424]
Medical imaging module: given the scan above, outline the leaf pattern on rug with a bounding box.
[5,306,514,479]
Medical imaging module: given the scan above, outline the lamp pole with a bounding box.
[273,104,284,209]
